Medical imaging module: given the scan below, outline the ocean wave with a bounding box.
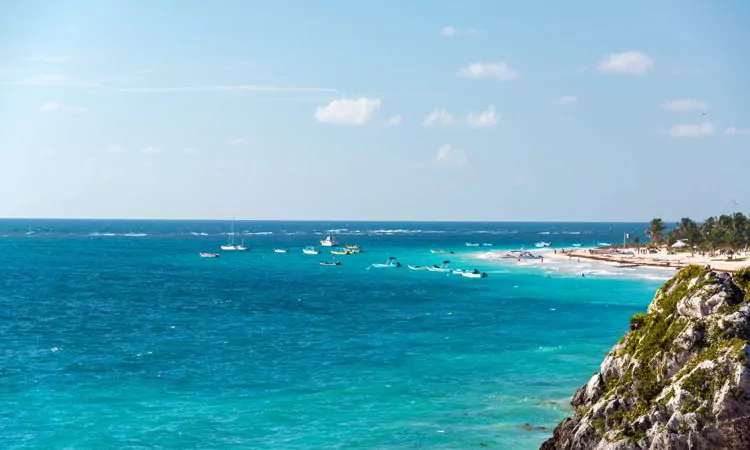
[89,232,117,237]
[538,231,551,235]
[242,231,273,236]
[189,232,209,236]
[123,233,148,237]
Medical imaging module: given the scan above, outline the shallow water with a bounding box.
[0,220,661,448]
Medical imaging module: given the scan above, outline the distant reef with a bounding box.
[541,265,750,449]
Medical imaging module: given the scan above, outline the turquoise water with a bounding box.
[0,221,661,449]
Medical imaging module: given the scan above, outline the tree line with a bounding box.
[647,213,750,251]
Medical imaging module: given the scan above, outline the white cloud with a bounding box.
[118,84,337,93]
[558,96,577,105]
[39,101,61,112]
[140,146,163,155]
[423,108,454,126]
[440,26,457,37]
[107,145,124,153]
[68,106,88,114]
[726,126,750,136]
[314,97,381,125]
[10,74,97,87]
[435,144,468,167]
[466,105,498,128]
[668,122,713,137]
[662,99,706,111]
[386,115,402,126]
[25,56,69,63]
[597,51,653,75]
[226,138,249,146]
[457,62,520,81]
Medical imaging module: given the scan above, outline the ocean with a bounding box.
[0,220,665,449]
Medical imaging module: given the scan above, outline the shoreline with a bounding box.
[557,248,748,274]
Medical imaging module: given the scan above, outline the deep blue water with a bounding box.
[0,221,661,449]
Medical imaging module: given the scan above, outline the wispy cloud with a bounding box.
[436,144,468,167]
[107,145,125,153]
[466,105,498,128]
[116,84,338,93]
[39,101,61,112]
[39,101,88,113]
[466,28,487,38]
[226,138,249,146]
[25,56,70,63]
[557,96,577,105]
[668,122,713,137]
[597,51,653,75]
[423,108,454,126]
[314,97,381,125]
[440,26,485,38]
[662,99,706,111]
[140,146,163,155]
[457,62,520,81]
[440,26,457,37]
[725,126,750,136]
[385,115,403,126]
[8,74,98,87]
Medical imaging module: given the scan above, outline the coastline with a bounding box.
[557,247,749,273]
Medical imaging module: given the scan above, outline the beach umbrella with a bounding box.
[671,240,688,248]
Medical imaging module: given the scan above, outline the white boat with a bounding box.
[320,236,337,247]
[426,260,452,273]
[302,246,320,255]
[481,243,493,247]
[465,242,480,247]
[461,270,488,279]
[199,252,220,258]
[535,241,551,248]
[319,260,341,266]
[502,250,541,260]
[274,249,288,253]
[408,265,428,271]
[221,218,249,251]
[371,257,402,268]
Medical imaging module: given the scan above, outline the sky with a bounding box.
[0,0,748,222]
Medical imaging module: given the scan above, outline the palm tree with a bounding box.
[649,218,667,245]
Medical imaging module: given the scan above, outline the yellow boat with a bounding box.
[346,245,361,250]
[331,248,352,255]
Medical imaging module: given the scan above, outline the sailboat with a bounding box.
[221,218,249,251]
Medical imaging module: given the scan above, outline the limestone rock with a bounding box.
[541,266,750,450]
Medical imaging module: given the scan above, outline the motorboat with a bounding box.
[481,243,493,247]
[408,265,428,271]
[274,249,288,253]
[502,250,541,260]
[465,242,480,247]
[535,241,551,248]
[426,260,452,273]
[199,252,220,258]
[320,236,338,247]
[430,249,455,255]
[345,245,361,250]
[302,246,320,255]
[461,269,488,279]
[320,261,341,266]
[371,257,402,268]
[331,248,353,255]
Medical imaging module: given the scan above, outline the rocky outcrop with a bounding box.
[541,266,750,450]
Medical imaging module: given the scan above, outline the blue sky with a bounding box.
[0,0,748,221]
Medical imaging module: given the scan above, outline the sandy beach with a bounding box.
[548,247,750,273]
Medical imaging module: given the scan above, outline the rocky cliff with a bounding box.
[541,265,750,450]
